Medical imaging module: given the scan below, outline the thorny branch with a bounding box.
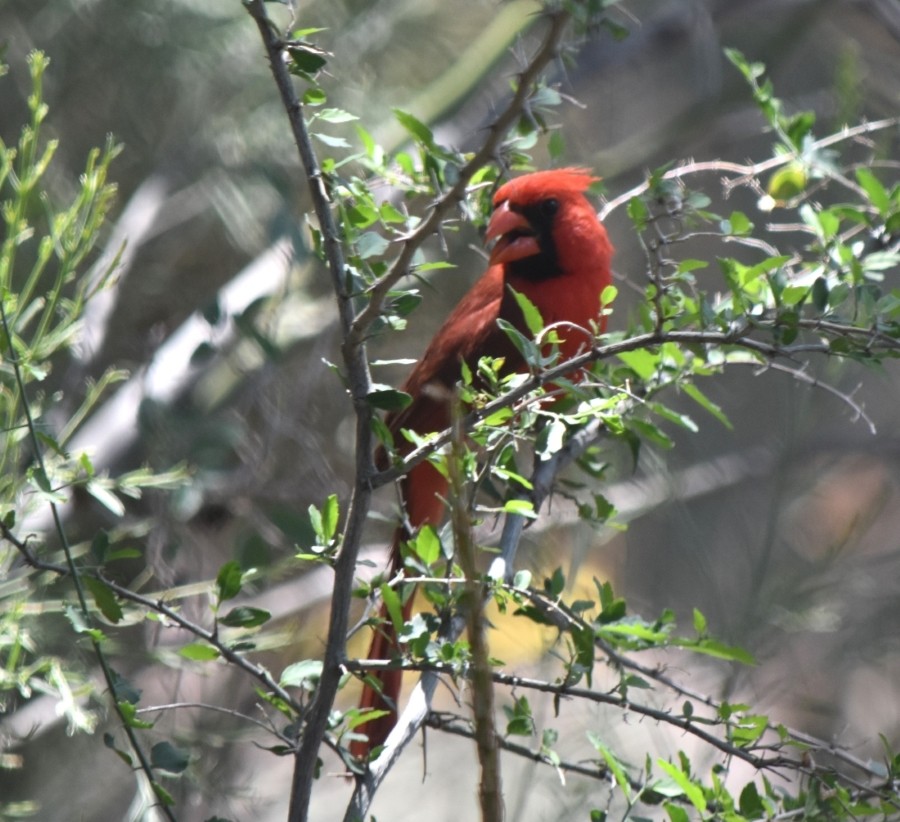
[344,658,900,806]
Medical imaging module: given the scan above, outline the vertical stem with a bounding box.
[448,403,504,822]
[242,4,375,820]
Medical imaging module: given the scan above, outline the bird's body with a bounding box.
[352,168,614,758]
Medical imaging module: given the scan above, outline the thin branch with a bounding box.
[425,710,631,787]
[242,4,379,819]
[347,657,900,805]
[1,521,304,716]
[742,359,876,434]
[599,117,900,220]
[370,318,891,492]
[347,8,573,348]
[449,402,504,822]
[136,701,293,744]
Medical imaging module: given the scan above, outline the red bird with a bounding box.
[352,168,614,758]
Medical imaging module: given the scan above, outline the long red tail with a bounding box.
[351,460,447,759]
[349,545,414,759]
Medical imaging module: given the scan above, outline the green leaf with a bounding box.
[811,276,829,311]
[767,162,807,200]
[664,804,691,822]
[218,606,271,628]
[152,783,175,806]
[681,383,732,429]
[321,494,339,542]
[628,419,674,450]
[739,781,765,817]
[503,696,534,737]
[366,385,413,411]
[415,260,456,272]
[291,26,328,38]
[280,659,323,689]
[535,419,565,461]
[588,733,632,801]
[86,480,125,516]
[600,284,618,308]
[656,759,706,813]
[596,579,626,622]
[617,349,658,380]
[394,108,435,147]
[512,569,532,589]
[312,132,350,149]
[680,637,756,665]
[496,318,541,365]
[179,643,220,661]
[316,107,357,123]
[103,732,133,767]
[545,567,565,598]
[111,670,142,705]
[380,583,404,632]
[356,231,389,259]
[627,196,649,229]
[856,168,891,216]
[216,560,243,602]
[722,210,753,236]
[286,46,327,75]
[692,608,707,635]
[117,701,153,729]
[91,530,111,563]
[502,498,536,518]
[84,576,123,624]
[303,87,326,106]
[151,741,190,774]
[409,525,440,565]
[510,287,544,337]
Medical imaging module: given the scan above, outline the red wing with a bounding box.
[386,266,524,443]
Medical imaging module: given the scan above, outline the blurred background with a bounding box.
[1,0,899,819]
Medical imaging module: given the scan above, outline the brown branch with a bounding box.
[347,8,573,348]
[242,4,380,819]
[1,520,304,716]
[449,404,504,822]
[425,711,631,786]
[599,116,900,220]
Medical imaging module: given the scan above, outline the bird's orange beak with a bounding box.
[486,200,540,266]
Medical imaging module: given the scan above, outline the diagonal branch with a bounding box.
[599,116,900,220]
[346,8,572,348]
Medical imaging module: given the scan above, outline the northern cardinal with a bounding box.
[352,167,614,758]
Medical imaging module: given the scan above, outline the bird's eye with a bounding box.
[540,198,560,217]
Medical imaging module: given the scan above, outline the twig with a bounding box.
[136,701,293,744]
[426,710,633,787]
[347,8,573,348]
[599,117,900,220]
[449,401,504,822]
[0,301,176,821]
[242,4,381,819]
[1,521,304,715]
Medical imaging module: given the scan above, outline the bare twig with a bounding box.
[599,117,900,220]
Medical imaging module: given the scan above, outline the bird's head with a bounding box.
[485,168,611,281]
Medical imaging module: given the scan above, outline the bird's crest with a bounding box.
[493,167,600,204]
